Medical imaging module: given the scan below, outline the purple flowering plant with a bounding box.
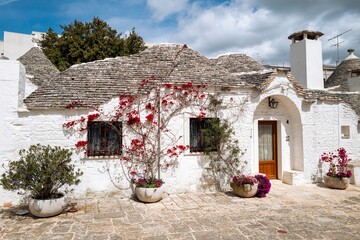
[130,171,164,188]
[320,147,352,178]
[255,174,271,197]
[231,174,271,197]
[231,174,258,186]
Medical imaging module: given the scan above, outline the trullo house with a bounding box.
[1,30,360,205]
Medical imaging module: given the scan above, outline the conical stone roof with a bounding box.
[325,50,360,91]
[210,54,265,73]
[18,47,60,86]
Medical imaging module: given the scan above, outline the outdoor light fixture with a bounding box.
[268,97,279,109]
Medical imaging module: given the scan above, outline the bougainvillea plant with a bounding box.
[63,45,208,188]
[231,174,258,186]
[255,174,271,197]
[320,147,352,178]
[231,174,271,197]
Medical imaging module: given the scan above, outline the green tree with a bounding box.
[40,17,147,71]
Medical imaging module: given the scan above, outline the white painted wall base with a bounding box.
[282,171,305,185]
[348,161,360,185]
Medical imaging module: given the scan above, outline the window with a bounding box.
[87,121,122,156]
[189,118,219,152]
[341,125,350,139]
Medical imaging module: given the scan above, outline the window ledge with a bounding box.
[81,155,121,161]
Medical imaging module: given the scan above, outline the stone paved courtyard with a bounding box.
[1,180,360,240]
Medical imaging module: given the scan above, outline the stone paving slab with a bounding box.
[1,181,360,240]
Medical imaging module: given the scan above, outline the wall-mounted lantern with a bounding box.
[268,97,279,109]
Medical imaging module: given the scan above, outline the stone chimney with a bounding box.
[345,48,358,60]
[288,30,324,89]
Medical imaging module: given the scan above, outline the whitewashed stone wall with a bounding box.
[1,63,360,206]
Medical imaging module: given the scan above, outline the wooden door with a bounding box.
[258,121,277,179]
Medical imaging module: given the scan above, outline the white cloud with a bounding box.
[151,0,360,65]
[54,0,360,65]
[173,1,283,61]
[146,0,188,21]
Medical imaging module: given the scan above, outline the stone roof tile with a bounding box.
[25,44,265,109]
[17,47,60,86]
[210,54,265,73]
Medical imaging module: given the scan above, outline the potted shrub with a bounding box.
[132,175,164,203]
[230,174,271,198]
[230,174,259,197]
[320,147,352,189]
[0,144,83,217]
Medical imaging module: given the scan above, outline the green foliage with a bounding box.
[202,95,246,190]
[40,17,147,71]
[1,144,83,199]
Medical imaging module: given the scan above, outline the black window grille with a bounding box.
[190,118,219,152]
[87,121,122,156]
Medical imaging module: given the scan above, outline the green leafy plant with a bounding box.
[201,95,247,190]
[1,144,83,199]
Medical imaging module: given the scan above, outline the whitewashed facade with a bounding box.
[1,30,360,206]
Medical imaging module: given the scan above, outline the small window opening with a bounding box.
[341,125,350,139]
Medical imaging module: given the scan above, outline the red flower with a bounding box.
[178,145,186,151]
[131,139,144,147]
[155,179,162,187]
[164,83,172,89]
[127,115,140,125]
[145,113,154,122]
[182,82,192,89]
[63,121,76,128]
[75,140,88,148]
[145,103,154,110]
[197,112,206,121]
[130,171,137,175]
[162,99,168,106]
[88,113,100,122]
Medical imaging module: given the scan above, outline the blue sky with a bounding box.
[1,0,360,65]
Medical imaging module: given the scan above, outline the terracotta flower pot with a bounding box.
[323,175,350,190]
[28,193,67,217]
[135,187,164,203]
[230,182,258,198]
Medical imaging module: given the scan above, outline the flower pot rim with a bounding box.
[31,192,65,201]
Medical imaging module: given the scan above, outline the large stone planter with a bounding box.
[323,175,350,190]
[135,187,164,203]
[230,182,258,198]
[28,193,67,217]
